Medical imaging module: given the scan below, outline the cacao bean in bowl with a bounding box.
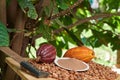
[54,57,89,71]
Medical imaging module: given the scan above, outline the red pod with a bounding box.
[36,43,57,63]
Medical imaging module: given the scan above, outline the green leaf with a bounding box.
[63,27,83,46]
[38,23,52,41]
[44,1,54,17]
[17,0,38,19]
[91,30,106,47]
[62,16,73,26]
[56,0,68,10]
[0,22,9,46]
[110,35,120,50]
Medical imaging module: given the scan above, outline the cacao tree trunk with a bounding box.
[0,0,27,80]
[116,50,120,68]
[0,0,6,24]
[7,0,18,26]
[0,0,8,80]
[4,8,26,80]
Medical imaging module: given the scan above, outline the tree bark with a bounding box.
[10,9,26,55]
[4,8,26,80]
[116,50,120,68]
[7,0,18,26]
[0,0,6,24]
[0,0,7,80]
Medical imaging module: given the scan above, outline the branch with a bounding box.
[32,12,120,41]
[53,12,120,34]
[50,0,83,20]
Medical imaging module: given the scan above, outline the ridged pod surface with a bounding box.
[64,46,95,62]
[36,43,57,63]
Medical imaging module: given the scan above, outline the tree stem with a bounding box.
[0,0,6,24]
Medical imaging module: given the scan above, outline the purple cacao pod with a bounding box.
[36,43,57,63]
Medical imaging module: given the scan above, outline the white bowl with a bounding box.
[54,57,89,71]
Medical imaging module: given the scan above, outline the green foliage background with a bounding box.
[1,0,120,59]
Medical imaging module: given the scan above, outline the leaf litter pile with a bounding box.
[29,60,119,80]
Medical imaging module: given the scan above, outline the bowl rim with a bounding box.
[54,57,89,71]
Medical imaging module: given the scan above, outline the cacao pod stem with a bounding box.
[36,56,41,63]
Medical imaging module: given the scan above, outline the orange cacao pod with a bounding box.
[64,46,95,62]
